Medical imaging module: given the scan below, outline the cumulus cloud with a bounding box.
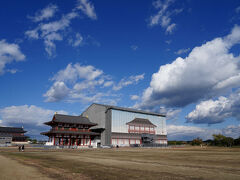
[130,95,140,100]
[28,4,58,22]
[0,40,25,75]
[44,81,70,102]
[25,0,97,57]
[0,105,67,126]
[159,108,181,121]
[76,0,97,20]
[186,91,240,124]
[52,63,103,82]
[44,63,144,105]
[149,0,182,34]
[44,63,103,102]
[113,74,145,91]
[137,25,240,110]
[167,124,240,140]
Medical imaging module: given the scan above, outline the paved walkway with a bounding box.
[0,155,53,180]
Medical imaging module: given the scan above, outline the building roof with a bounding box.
[126,118,157,127]
[45,114,97,126]
[0,126,26,133]
[87,103,166,117]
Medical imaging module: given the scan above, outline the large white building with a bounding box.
[42,103,167,148]
[82,103,167,147]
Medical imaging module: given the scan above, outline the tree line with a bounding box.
[168,134,240,147]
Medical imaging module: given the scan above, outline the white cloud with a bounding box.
[159,107,181,121]
[0,105,68,139]
[25,10,78,57]
[25,29,39,39]
[186,91,240,124]
[52,63,103,83]
[137,25,240,110]
[222,124,240,138]
[149,0,182,34]
[76,0,97,20]
[103,81,114,87]
[44,81,70,102]
[130,95,140,100]
[25,1,97,57]
[44,63,144,104]
[167,124,240,140]
[113,74,145,91]
[0,105,67,126]
[73,78,104,92]
[28,4,58,22]
[69,33,83,47]
[165,23,176,34]
[174,48,190,55]
[0,40,25,75]
[44,63,107,103]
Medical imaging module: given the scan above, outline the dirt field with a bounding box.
[0,146,240,180]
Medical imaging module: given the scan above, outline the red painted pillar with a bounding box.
[53,136,55,145]
[83,135,85,146]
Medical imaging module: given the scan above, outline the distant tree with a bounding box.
[191,138,203,146]
[31,139,37,144]
[234,137,240,146]
[212,134,234,147]
[204,139,213,146]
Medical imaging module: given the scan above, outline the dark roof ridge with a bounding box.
[88,103,166,117]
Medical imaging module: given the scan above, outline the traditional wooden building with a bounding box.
[41,114,100,147]
[0,126,28,145]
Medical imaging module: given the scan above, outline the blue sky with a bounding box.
[0,0,240,140]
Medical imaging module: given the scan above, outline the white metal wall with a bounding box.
[111,110,167,135]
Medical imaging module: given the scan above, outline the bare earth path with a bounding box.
[0,155,53,180]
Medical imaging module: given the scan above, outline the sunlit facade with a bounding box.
[83,103,167,147]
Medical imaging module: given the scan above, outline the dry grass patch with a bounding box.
[0,147,240,180]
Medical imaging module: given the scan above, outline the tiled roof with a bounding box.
[0,126,26,133]
[45,114,97,126]
[126,118,157,127]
